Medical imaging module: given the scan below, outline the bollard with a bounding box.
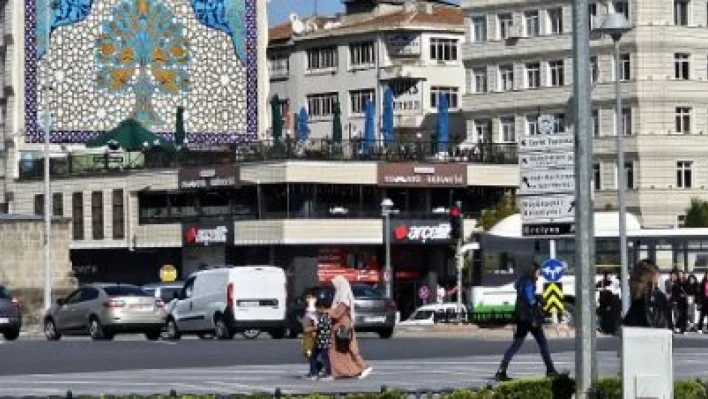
[381,385,388,393]
[65,390,73,399]
[169,389,177,398]
[274,388,282,398]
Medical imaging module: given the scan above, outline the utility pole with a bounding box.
[42,0,54,312]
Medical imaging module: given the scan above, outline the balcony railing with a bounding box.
[17,139,518,180]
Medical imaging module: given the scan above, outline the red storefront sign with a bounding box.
[317,248,382,284]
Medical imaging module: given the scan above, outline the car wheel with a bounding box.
[214,317,233,340]
[2,329,20,341]
[269,329,285,340]
[241,329,261,340]
[89,317,112,341]
[145,330,161,341]
[164,318,181,340]
[378,328,394,339]
[44,318,61,341]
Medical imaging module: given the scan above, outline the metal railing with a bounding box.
[17,139,518,180]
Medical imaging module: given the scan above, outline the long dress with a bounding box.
[329,303,366,378]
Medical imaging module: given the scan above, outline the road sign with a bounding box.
[541,258,566,282]
[538,115,555,134]
[543,282,564,313]
[418,285,430,301]
[521,195,576,222]
[522,222,575,237]
[518,134,574,153]
[160,265,178,283]
[519,169,575,195]
[520,152,574,169]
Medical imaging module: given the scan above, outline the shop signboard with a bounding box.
[182,223,233,247]
[388,219,453,244]
[386,33,421,56]
[178,165,238,190]
[377,163,467,188]
[317,247,382,284]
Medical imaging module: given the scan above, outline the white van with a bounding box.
[165,265,287,340]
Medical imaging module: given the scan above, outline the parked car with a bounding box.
[142,282,184,305]
[0,286,22,340]
[43,284,166,341]
[398,303,468,326]
[165,265,287,340]
[287,283,396,339]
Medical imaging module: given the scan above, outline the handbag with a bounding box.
[645,287,668,329]
[334,324,353,346]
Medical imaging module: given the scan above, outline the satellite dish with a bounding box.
[324,22,334,30]
[292,20,305,35]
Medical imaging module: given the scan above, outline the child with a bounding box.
[301,289,318,370]
[308,298,333,380]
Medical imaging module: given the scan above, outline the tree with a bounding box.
[478,193,519,231]
[96,0,190,128]
[685,197,708,227]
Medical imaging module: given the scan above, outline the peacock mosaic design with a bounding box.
[25,0,258,144]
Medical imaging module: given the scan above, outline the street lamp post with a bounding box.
[381,198,394,298]
[595,13,632,316]
[42,1,55,312]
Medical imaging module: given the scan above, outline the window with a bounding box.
[675,53,690,79]
[497,13,513,40]
[350,89,374,115]
[473,67,488,93]
[614,108,632,135]
[34,194,44,216]
[675,0,690,26]
[91,191,104,240]
[677,214,687,227]
[72,192,84,240]
[613,1,630,20]
[306,93,338,118]
[589,3,598,30]
[594,163,602,190]
[500,116,516,142]
[526,115,539,135]
[52,193,63,217]
[677,161,693,188]
[499,65,514,91]
[525,62,540,89]
[112,189,124,239]
[474,119,491,142]
[103,285,151,297]
[549,60,565,86]
[554,113,567,133]
[430,38,458,62]
[306,46,338,71]
[349,41,375,67]
[547,8,563,34]
[625,162,635,189]
[471,16,487,42]
[676,107,692,133]
[267,54,289,77]
[430,87,459,109]
[524,10,540,37]
[592,109,600,137]
[616,53,631,81]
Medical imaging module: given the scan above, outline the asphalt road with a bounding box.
[1,335,707,395]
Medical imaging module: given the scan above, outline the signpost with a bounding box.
[541,259,566,322]
[518,116,576,237]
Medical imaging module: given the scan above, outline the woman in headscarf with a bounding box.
[623,259,669,328]
[328,276,373,379]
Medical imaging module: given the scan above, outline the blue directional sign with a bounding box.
[541,258,566,282]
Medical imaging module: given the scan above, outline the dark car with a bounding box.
[287,284,396,339]
[0,286,22,340]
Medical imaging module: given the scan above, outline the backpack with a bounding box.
[644,287,668,329]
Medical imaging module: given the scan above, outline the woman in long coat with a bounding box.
[328,276,373,379]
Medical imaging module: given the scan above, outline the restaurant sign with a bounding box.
[377,163,467,187]
[178,165,238,190]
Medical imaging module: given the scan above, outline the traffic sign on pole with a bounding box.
[543,282,565,313]
[520,152,575,169]
[518,134,574,152]
[541,258,566,282]
[519,169,575,196]
[521,195,576,222]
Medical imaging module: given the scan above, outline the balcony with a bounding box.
[17,139,519,180]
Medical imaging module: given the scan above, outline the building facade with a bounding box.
[462,0,708,229]
[268,0,467,143]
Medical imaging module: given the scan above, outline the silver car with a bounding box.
[43,284,167,341]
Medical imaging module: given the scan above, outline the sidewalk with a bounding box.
[394,323,576,339]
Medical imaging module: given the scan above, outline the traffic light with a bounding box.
[449,204,462,241]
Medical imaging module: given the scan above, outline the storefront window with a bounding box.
[288,184,315,218]
[315,185,360,217]
[198,191,230,216]
[262,184,288,217]
[360,186,381,217]
[231,186,257,219]
[430,188,454,212]
[168,194,197,219]
[139,193,169,224]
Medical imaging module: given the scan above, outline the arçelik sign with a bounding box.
[183,224,232,246]
[377,163,467,188]
[388,220,453,244]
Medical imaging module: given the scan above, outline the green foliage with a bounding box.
[588,377,621,399]
[675,380,708,399]
[479,194,519,231]
[685,197,708,227]
[492,375,574,399]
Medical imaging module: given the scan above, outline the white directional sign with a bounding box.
[519,169,575,195]
[521,195,576,222]
[520,152,574,169]
[519,134,574,153]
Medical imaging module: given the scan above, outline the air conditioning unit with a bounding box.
[508,24,524,39]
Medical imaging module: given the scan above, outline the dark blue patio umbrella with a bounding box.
[364,101,375,150]
[436,94,449,153]
[382,87,394,145]
[298,106,309,142]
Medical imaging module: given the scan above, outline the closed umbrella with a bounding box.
[332,102,343,145]
[174,106,186,148]
[436,94,449,153]
[364,101,375,151]
[298,107,309,142]
[270,95,283,142]
[382,87,394,145]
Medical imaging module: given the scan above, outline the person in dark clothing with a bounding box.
[697,272,708,333]
[495,264,558,381]
[671,271,689,334]
[623,259,669,329]
[685,274,700,331]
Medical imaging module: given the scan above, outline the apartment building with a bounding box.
[268,0,467,143]
[462,0,708,229]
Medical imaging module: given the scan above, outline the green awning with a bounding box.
[86,118,175,152]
